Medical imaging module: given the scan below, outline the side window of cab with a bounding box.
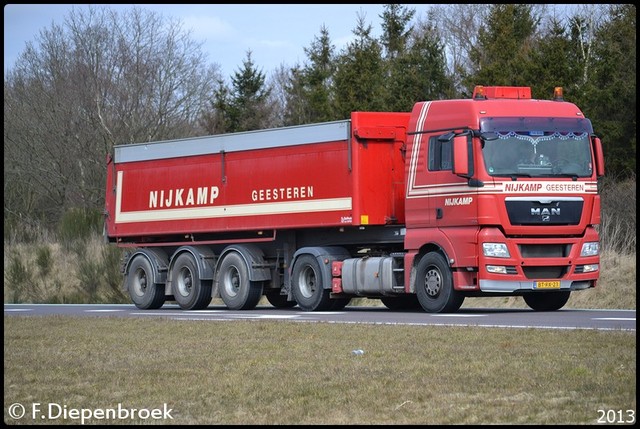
[428,136,452,171]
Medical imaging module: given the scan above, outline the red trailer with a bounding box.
[104,86,605,312]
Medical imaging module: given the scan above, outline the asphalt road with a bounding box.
[4,303,635,331]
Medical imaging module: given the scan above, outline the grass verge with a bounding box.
[4,315,636,425]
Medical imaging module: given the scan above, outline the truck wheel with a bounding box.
[523,291,570,311]
[127,255,165,310]
[291,255,332,311]
[171,253,212,310]
[415,252,464,313]
[218,252,263,310]
[265,291,297,308]
[381,295,421,311]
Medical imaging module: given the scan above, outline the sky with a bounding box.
[4,3,430,78]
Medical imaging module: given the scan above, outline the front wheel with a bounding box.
[127,255,165,310]
[523,291,570,311]
[415,252,464,313]
[291,255,332,311]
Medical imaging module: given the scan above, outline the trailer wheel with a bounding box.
[523,291,570,311]
[218,252,263,310]
[171,253,212,310]
[415,252,464,313]
[265,291,297,308]
[127,255,165,310]
[291,255,332,311]
[381,295,421,311]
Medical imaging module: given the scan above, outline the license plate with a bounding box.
[535,280,561,289]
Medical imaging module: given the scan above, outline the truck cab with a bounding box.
[402,86,604,311]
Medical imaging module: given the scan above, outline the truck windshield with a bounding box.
[480,117,594,178]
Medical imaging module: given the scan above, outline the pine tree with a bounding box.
[228,50,272,132]
[333,13,385,118]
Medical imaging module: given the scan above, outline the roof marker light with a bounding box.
[553,87,564,101]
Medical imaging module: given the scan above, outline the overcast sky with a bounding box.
[4,4,431,78]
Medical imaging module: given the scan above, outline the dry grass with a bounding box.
[3,316,636,425]
[3,237,636,310]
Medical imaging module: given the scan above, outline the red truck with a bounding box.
[104,86,605,313]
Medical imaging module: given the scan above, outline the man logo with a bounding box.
[531,207,560,222]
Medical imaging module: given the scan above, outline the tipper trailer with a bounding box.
[104,86,605,312]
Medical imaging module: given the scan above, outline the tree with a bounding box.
[333,12,386,118]
[528,16,580,99]
[465,4,542,92]
[226,50,273,132]
[380,4,415,61]
[384,12,452,112]
[427,4,490,96]
[200,77,234,134]
[584,4,636,178]
[281,25,337,125]
[4,5,219,231]
[300,25,337,123]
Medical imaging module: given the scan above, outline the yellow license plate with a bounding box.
[535,281,561,289]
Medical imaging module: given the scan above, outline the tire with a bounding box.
[415,252,464,313]
[218,252,263,310]
[523,291,571,311]
[381,295,421,311]
[291,254,332,311]
[171,253,212,310]
[265,290,297,308]
[127,255,165,310]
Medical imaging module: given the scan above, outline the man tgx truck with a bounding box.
[104,85,605,313]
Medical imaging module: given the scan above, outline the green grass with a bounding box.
[4,316,636,425]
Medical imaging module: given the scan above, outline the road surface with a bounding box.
[4,303,635,331]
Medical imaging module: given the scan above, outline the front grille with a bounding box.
[506,199,583,225]
[519,244,572,258]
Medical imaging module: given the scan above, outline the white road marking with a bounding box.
[429,314,488,317]
[594,317,635,321]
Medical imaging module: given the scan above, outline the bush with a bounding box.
[58,207,103,246]
[599,174,636,254]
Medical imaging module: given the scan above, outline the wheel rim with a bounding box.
[424,267,442,297]
[223,265,240,298]
[132,268,148,297]
[176,266,193,297]
[298,266,317,299]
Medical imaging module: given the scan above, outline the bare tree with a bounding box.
[4,5,221,229]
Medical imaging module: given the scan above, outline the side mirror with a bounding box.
[593,137,605,177]
[453,135,469,176]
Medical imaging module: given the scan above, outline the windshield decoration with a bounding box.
[484,131,593,178]
[496,131,589,153]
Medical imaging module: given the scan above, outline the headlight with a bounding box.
[483,243,510,258]
[581,242,599,257]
